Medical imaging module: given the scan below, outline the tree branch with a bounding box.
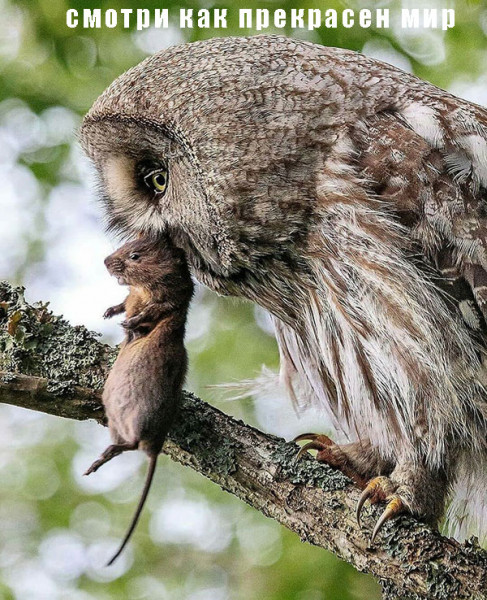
[0,281,486,599]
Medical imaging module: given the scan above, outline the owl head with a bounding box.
[80,35,336,293]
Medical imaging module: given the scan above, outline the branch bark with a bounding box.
[0,281,486,599]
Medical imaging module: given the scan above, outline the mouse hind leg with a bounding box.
[84,442,138,476]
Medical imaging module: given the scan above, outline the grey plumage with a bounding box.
[80,35,487,542]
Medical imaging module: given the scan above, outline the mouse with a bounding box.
[84,235,194,565]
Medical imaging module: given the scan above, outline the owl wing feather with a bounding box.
[352,102,487,343]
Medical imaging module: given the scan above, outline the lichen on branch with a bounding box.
[0,281,115,391]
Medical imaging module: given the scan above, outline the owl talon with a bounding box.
[356,484,373,527]
[356,476,406,541]
[293,433,334,461]
[371,495,405,543]
[293,433,335,462]
[293,432,317,442]
[296,441,323,460]
[356,476,396,527]
[293,432,333,445]
[293,434,373,488]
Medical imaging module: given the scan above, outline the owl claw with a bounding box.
[356,476,396,526]
[356,476,405,541]
[356,485,372,527]
[293,433,317,442]
[293,433,335,462]
[295,441,322,460]
[293,432,332,444]
[371,495,405,543]
[293,433,370,487]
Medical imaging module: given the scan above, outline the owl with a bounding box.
[80,35,487,543]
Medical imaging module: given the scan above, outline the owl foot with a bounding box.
[294,436,446,542]
[293,433,369,487]
[356,476,406,543]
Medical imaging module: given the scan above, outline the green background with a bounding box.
[0,1,486,598]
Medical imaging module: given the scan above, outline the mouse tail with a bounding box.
[106,454,158,566]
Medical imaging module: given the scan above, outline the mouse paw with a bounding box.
[121,317,138,330]
[84,443,137,475]
[103,302,125,320]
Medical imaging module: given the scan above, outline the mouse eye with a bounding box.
[129,252,140,261]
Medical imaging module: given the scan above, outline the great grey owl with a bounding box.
[80,35,487,543]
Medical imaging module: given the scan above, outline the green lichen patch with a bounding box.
[378,519,487,599]
[271,439,350,491]
[170,391,240,477]
[0,371,17,384]
[424,561,462,600]
[380,578,422,600]
[0,281,115,391]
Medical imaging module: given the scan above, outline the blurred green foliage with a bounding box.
[1,0,486,598]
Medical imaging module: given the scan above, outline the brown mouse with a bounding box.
[84,235,194,565]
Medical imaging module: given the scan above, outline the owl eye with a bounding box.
[144,168,169,195]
